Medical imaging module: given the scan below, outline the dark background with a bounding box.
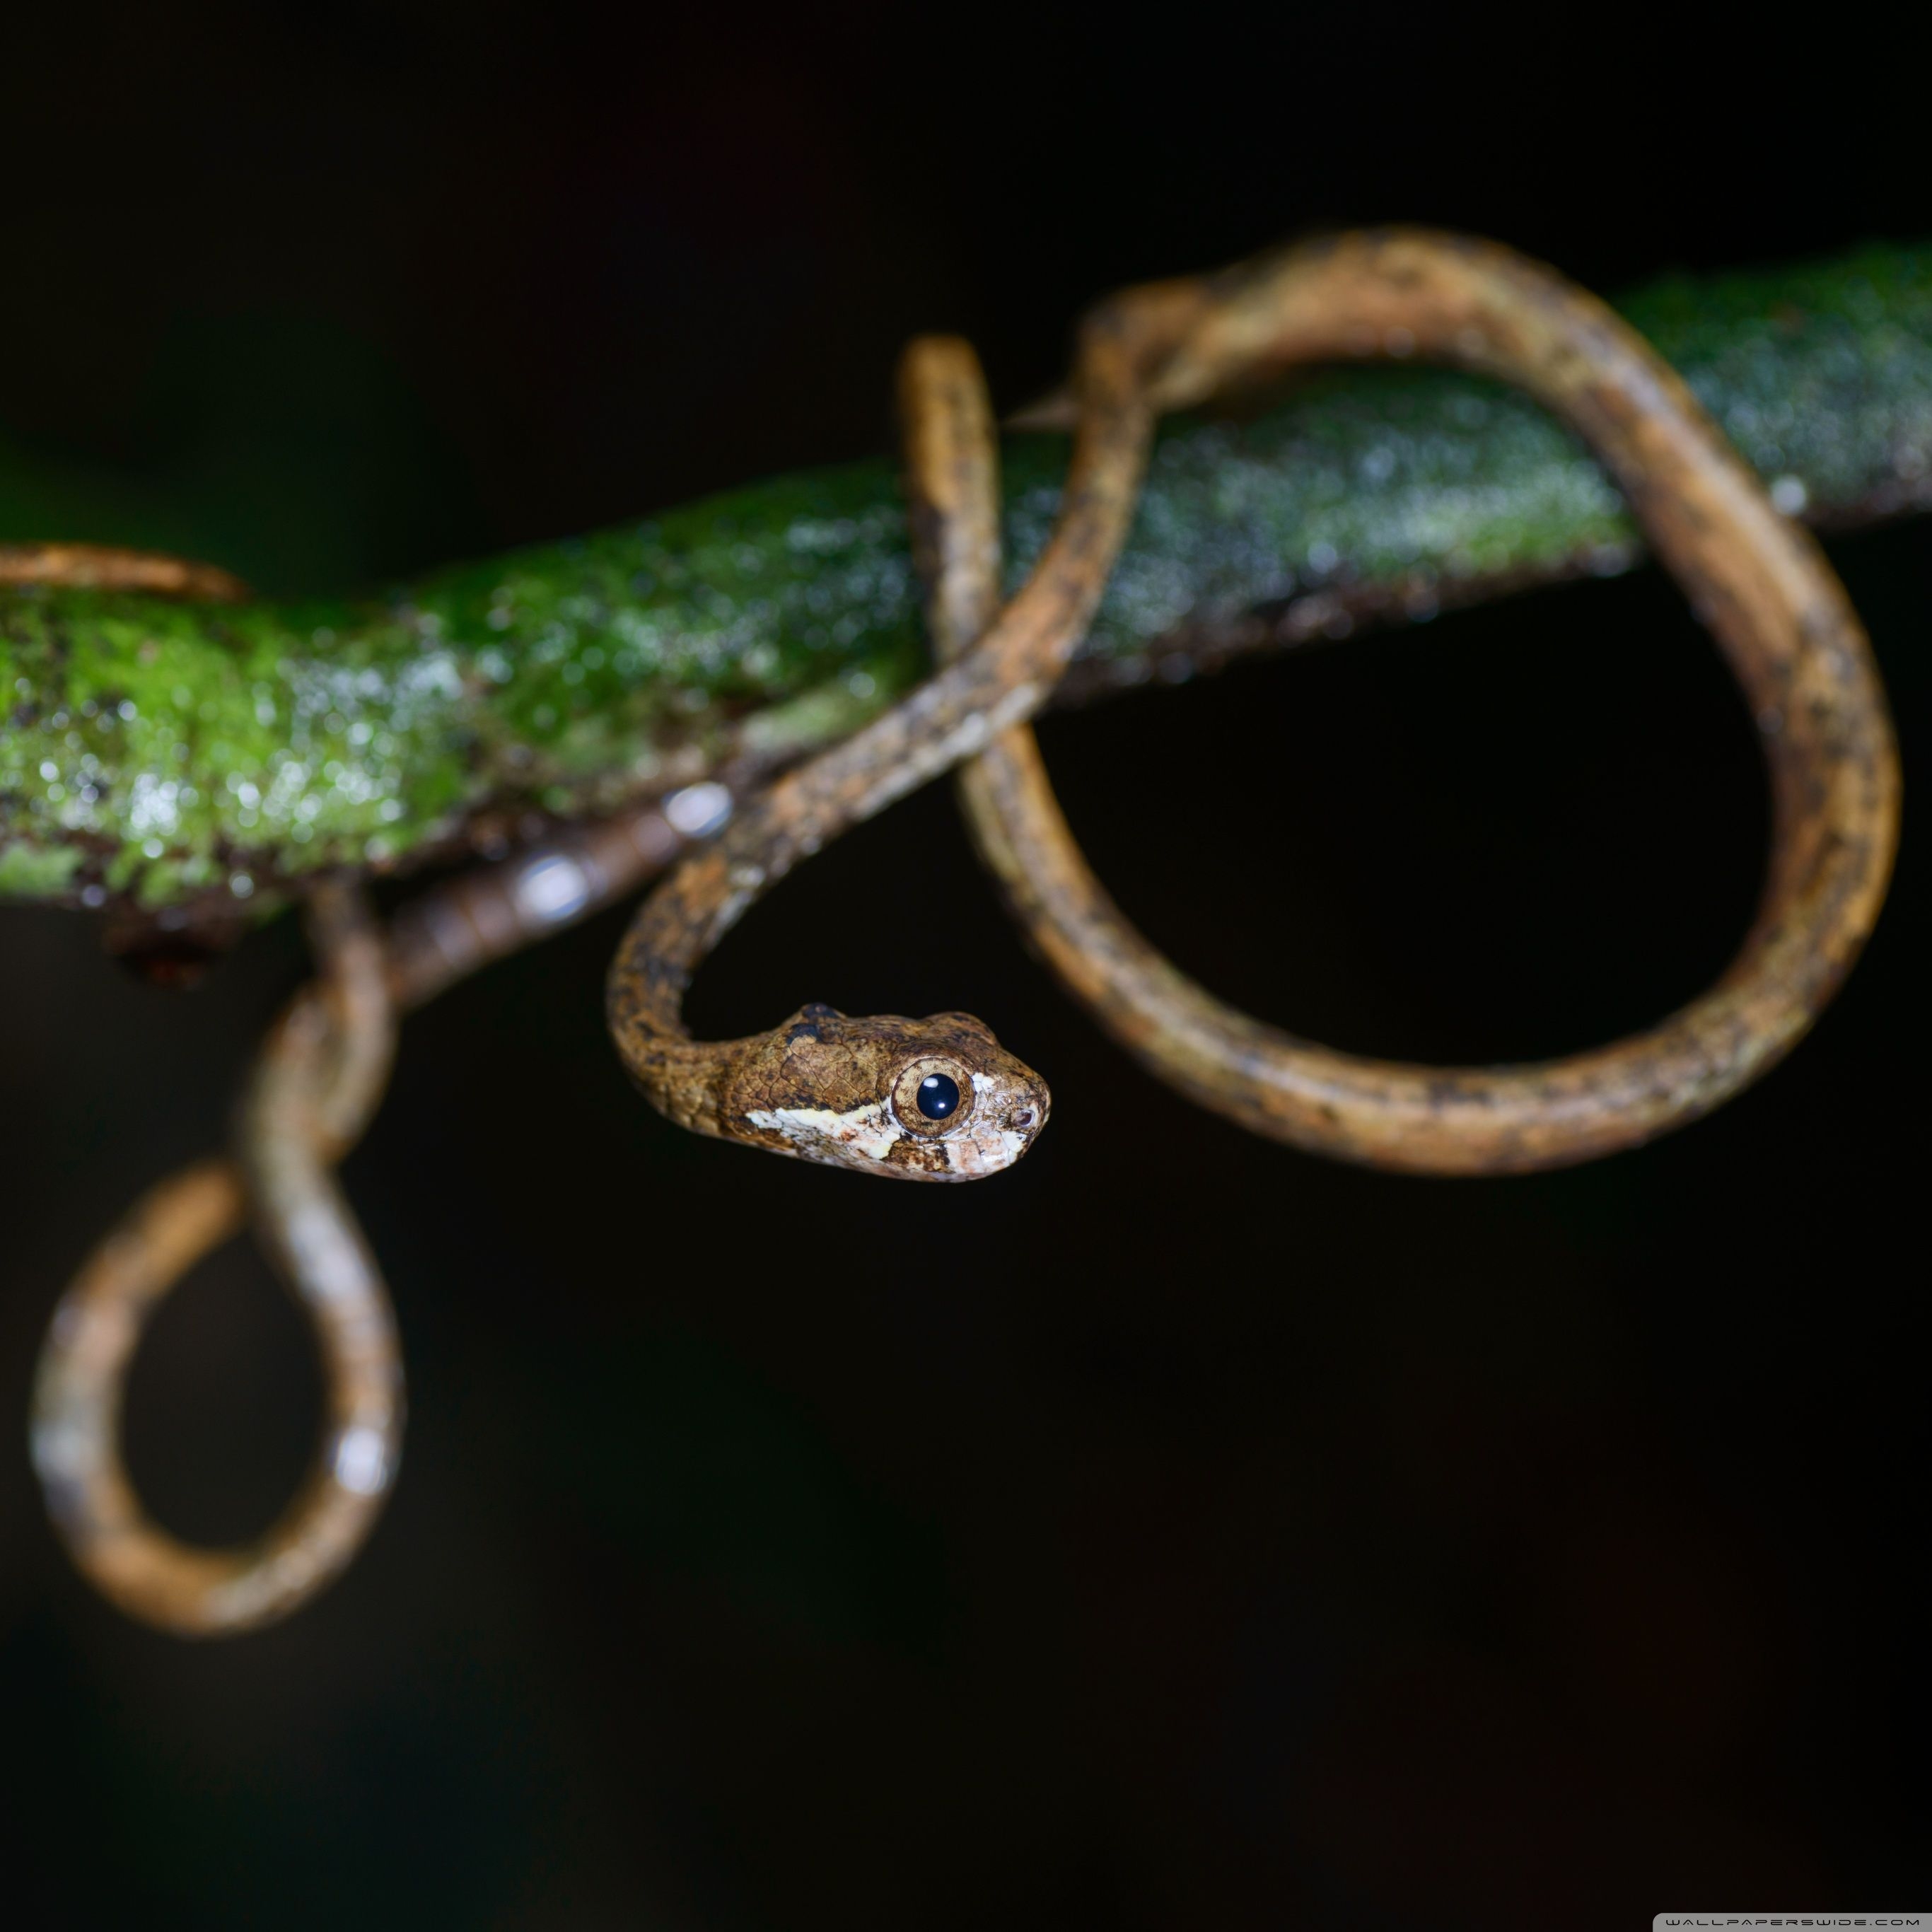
[0,5,1924,1926]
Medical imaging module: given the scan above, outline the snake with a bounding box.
[23,227,1901,1633]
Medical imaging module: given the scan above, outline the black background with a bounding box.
[0,5,1924,1926]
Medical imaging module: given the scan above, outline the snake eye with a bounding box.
[916,1073,960,1119]
[892,1057,976,1136]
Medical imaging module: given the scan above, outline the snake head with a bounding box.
[724,1004,1050,1180]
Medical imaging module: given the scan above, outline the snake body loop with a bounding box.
[901,230,1899,1173]
[31,883,404,1634]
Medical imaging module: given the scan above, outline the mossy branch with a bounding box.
[4,242,1929,922]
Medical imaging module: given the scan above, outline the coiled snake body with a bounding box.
[605,228,1897,1180]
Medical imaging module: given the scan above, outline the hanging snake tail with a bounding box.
[30,881,402,1634]
[27,786,728,1636]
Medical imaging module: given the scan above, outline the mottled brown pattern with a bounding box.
[905,231,1900,1175]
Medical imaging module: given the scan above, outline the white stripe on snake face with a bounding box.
[745,1100,903,1167]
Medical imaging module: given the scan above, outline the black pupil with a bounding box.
[916,1073,961,1121]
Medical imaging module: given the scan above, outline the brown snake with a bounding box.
[22,228,1901,1631]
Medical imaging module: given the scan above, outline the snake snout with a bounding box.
[886,1014,1050,1179]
